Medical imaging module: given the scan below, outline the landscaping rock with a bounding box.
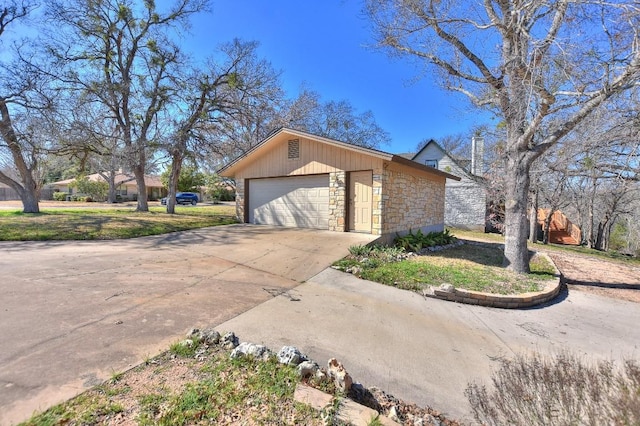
[199,328,221,345]
[422,287,435,297]
[297,361,321,380]
[389,406,400,422]
[230,342,271,361]
[221,331,239,349]
[327,358,353,392]
[438,283,455,293]
[346,266,362,276]
[277,346,307,366]
[427,414,444,426]
[186,328,200,338]
[408,414,425,426]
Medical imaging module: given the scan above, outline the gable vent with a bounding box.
[288,139,300,159]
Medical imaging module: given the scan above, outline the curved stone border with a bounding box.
[423,251,563,309]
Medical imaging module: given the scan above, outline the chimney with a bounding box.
[471,136,484,176]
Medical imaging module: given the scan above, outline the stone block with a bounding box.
[293,384,333,411]
[337,398,399,426]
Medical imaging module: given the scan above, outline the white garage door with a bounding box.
[248,175,329,229]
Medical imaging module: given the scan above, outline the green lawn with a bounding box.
[371,246,554,294]
[0,205,237,241]
[335,242,557,295]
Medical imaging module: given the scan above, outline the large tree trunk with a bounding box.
[17,183,40,213]
[133,164,148,212]
[0,175,40,213]
[543,210,554,245]
[166,152,183,215]
[131,143,149,211]
[528,190,538,244]
[595,215,610,251]
[99,170,117,203]
[586,177,597,248]
[503,156,532,273]
[106,172,117,204]
[0,99,40,213]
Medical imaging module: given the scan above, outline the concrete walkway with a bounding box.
[219,268,640,422]
[0,225,376,425]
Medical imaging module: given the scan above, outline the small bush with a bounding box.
[465,351,640,425]
[349,245,372,256]
[394,229,456,252]
[213,187,235,202]
[169,336,202,358]
[334,244,411,276]
[53,192,68,201]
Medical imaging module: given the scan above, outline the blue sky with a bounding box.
[187,0,489,154]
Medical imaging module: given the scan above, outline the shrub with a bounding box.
[349,245,373,256]
[69,175,108,201]
[394,229,456,252]
[335,244,411,275]
[53,192,68,201]
[213,187,235,201]
[465,351,640,425]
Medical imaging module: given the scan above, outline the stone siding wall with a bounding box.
[381,168,445,238]
[235,178,245,222]
[328,172,346,232]
[372,171,383,235]
[415,147,487,231]
[445,185,486,231]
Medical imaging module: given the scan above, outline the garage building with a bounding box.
[218,128,459,243]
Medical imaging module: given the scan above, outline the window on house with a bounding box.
[425,159,438,168]
[288,139,300,159]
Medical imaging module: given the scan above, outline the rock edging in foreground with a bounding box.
[186,328,457,425]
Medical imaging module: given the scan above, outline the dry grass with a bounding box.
[21,345,324,426]
[466,352,640,425]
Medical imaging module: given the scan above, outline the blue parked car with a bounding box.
[161,192,199,205]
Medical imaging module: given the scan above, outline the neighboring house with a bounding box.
[537,208,581,245]
[412,138,487,231]
[48,172,167,201]
[218,128,459,243]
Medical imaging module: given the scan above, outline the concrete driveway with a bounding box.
[219,268,640,423]
[0,224,376,425]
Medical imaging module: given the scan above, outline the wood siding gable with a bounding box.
[226,134,384,180]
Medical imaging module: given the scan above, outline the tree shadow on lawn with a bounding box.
[432,240,539,270]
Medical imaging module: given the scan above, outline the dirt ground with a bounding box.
[544,251,640,304]
[457,232,640,304]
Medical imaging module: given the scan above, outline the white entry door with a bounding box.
[349,171,372,233]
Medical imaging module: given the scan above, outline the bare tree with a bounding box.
[164,39,283,214]
[0,1,49,213]
[281,89,391,149]
[366,0,640,272]
[47,0,209,212]
[52,98,128,203]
